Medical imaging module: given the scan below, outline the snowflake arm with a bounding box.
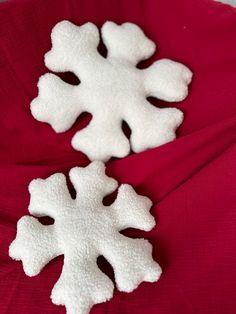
[143,59,193,102]
[9,216,60,276]
[101,21,156,65]
[111,184,155,231]
[101,236,161,293]
[28,172,73,218]
[31,73,82,132]
[71,114,130,161]
[45,21,100,77]
[69,161,118,204]
[123,99,183,153]
[51,256,114,314]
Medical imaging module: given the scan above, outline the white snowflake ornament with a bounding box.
[31,21,192,161]
[9,161,161,314]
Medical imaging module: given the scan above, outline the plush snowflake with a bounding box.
[9,161,161,314]
[31,21,192,161]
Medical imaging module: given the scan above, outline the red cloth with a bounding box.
[0,0,236,313]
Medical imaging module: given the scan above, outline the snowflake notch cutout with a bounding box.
[9,161,161,314]
[31,21,192,161]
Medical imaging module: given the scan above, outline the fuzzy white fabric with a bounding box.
[31,21,192,161]
[9,161,161,314]
[215,0,236,7]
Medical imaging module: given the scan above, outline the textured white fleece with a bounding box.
[31,21,192,161]
[9,161,161,314]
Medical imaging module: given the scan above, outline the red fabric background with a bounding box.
[0,0,236,313]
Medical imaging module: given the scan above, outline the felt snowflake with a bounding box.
[31,21,192,161]
[9,161,161,314]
